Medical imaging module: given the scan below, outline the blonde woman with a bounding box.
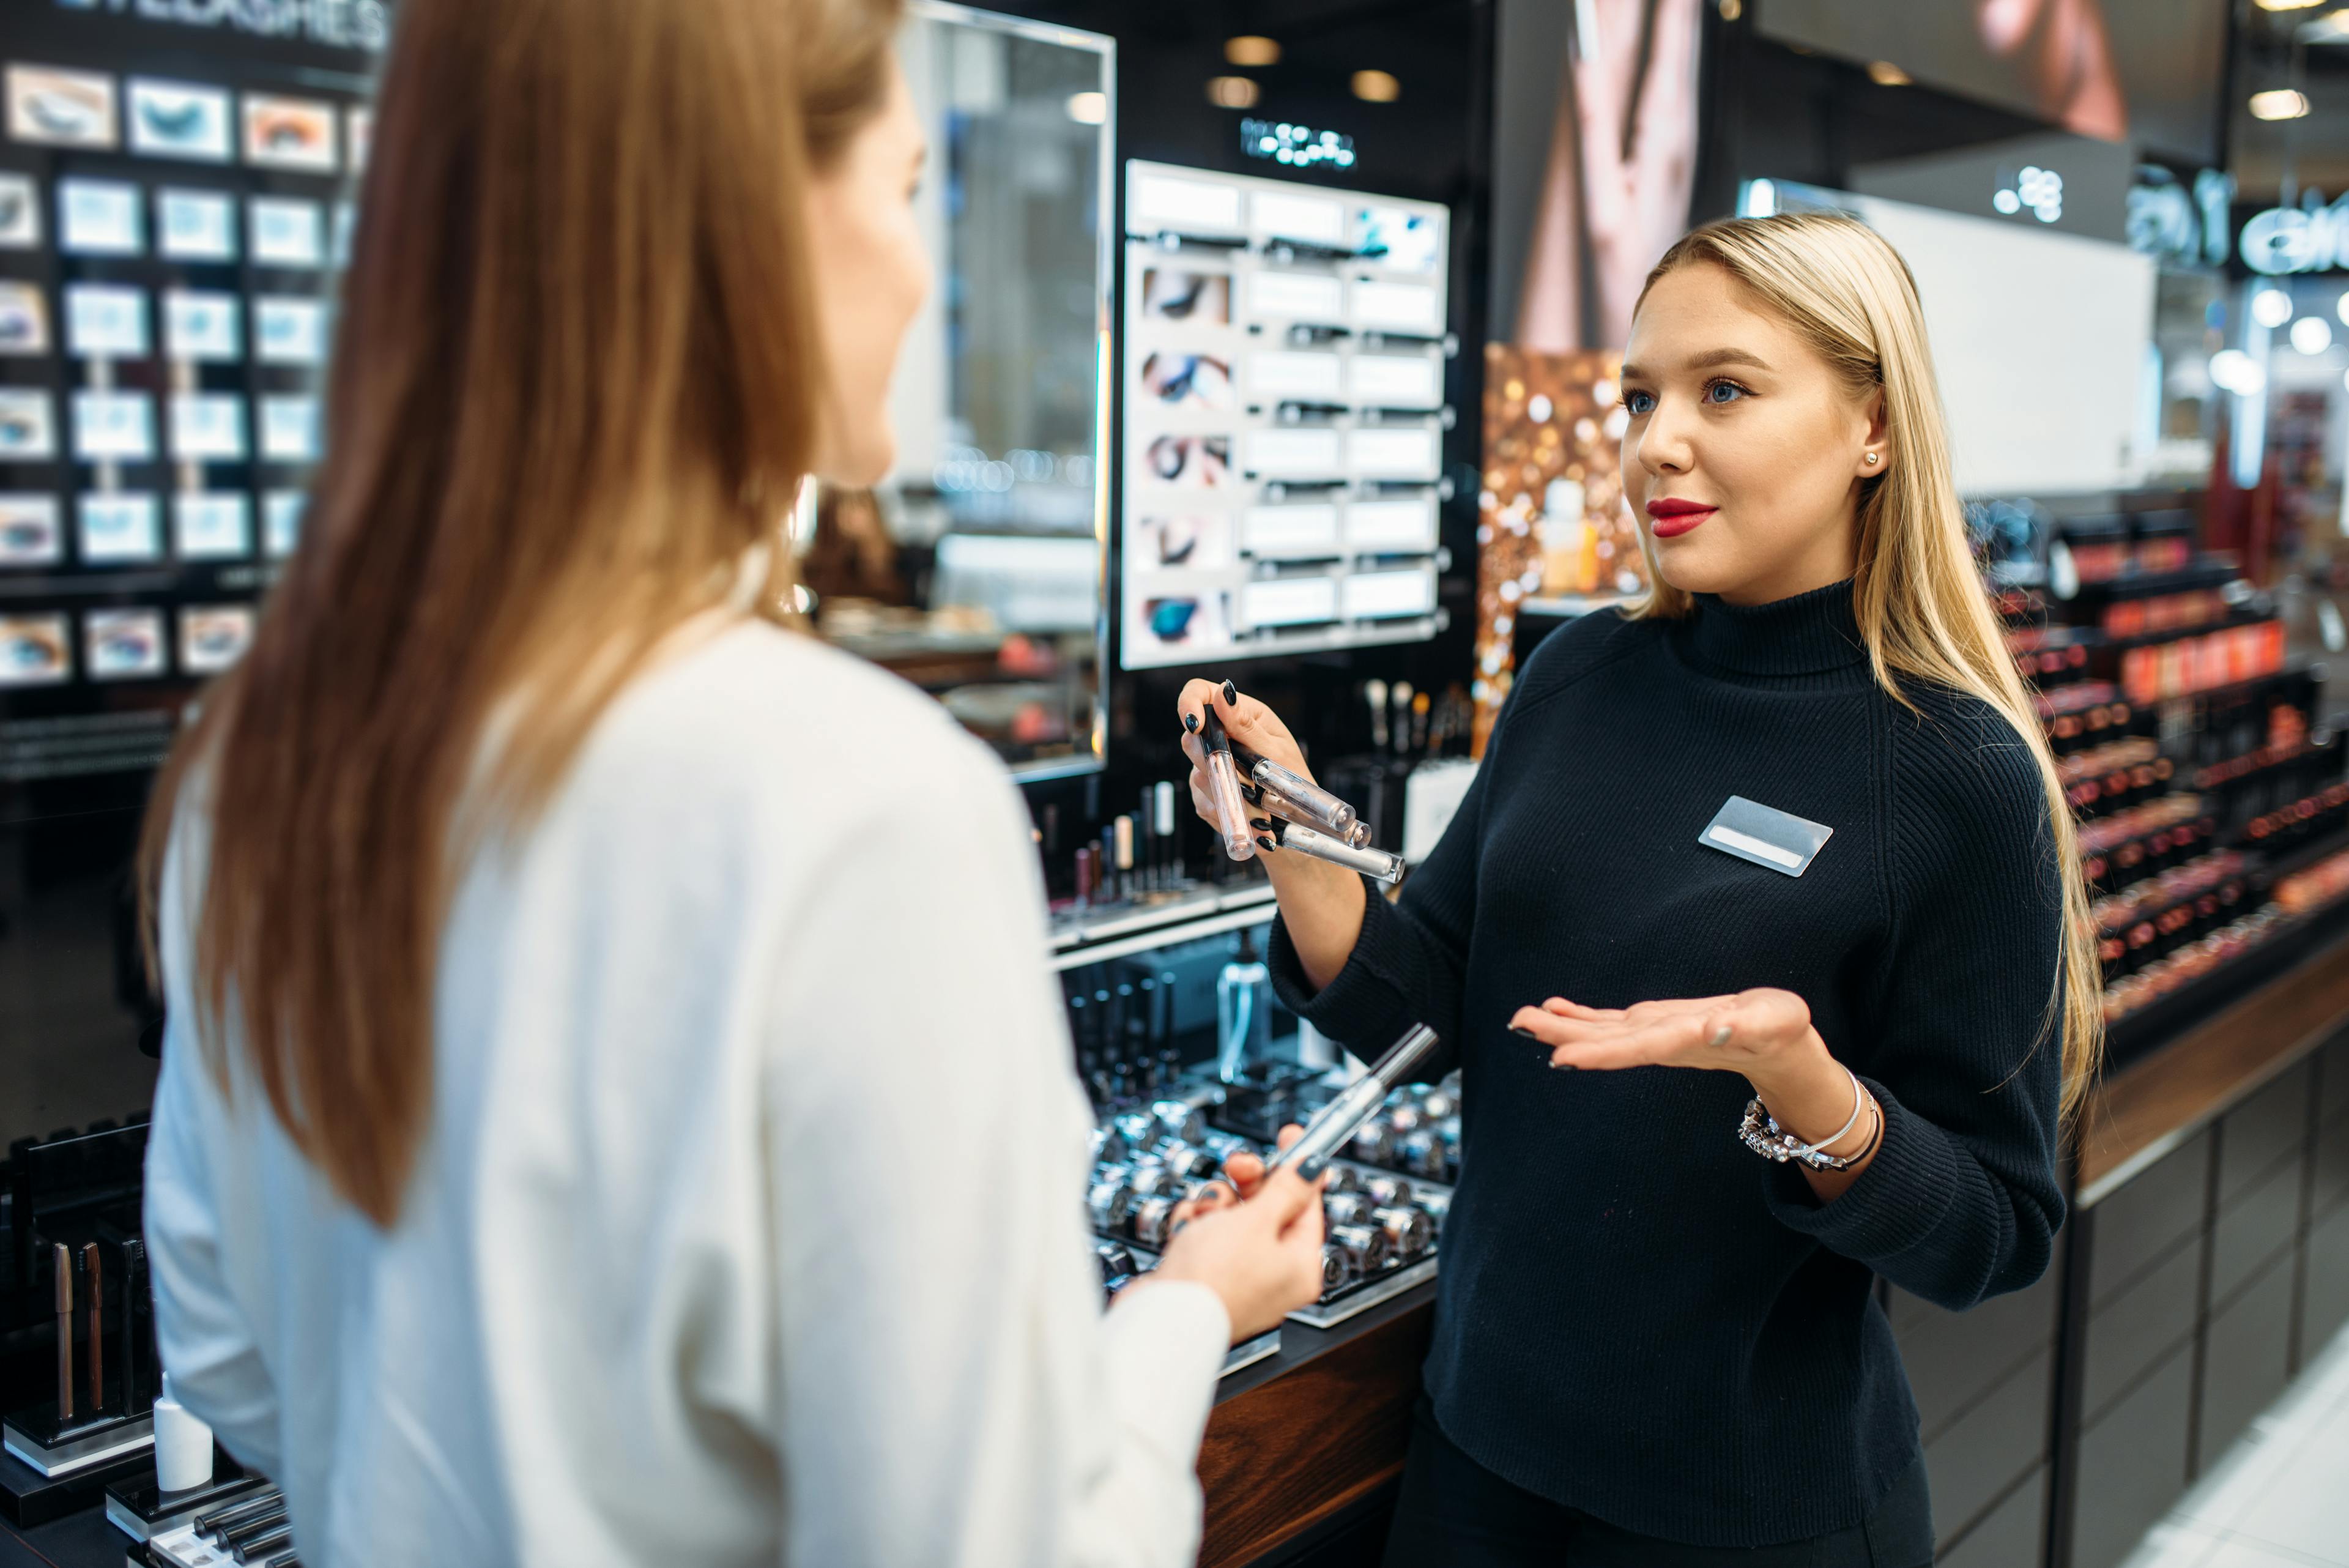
[1184,212,2099,1565]
[137,0,1326,1562]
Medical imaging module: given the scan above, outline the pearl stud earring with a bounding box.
[1865,453,1880,464]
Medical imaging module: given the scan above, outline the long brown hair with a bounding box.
[140,0,906,1225]
[1627,213,2104,1123]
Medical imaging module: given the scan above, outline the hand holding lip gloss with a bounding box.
[1178,678,1397,879]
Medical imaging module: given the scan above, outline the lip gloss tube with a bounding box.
[1199,708,1258,862]
[1272,819,1405,884]
[1259,784,1373,849]
[1264,1023,1444,1183]
[1231,738,1360,839]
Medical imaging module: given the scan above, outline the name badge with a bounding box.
[1699,796,1833,879]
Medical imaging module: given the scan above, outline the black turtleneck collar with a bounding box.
[1683,578,1871,683]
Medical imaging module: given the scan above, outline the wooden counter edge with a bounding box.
[1196,1295,1434,1568]
[2077,918,2349,1199]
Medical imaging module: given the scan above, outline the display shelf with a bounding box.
[2059,559,2243,603]
[1048,880,1277,969]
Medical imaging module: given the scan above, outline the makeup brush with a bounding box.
[1365,678,1389,749]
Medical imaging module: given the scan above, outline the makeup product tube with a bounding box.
[53,1241,72,1422]
[154,1372,215,1492]
[82,1243,100,1411]
[1258,784,1371,848]
[1198,708,1258,862]
[1231,740,1360,839]
[1263,1022,1444,1183]
[1275,820,1406,884]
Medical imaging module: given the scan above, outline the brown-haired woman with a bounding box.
[137,1,1325,1561]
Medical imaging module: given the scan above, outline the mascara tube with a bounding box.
[1271,819,1405,884]
[1231,739,1359,839]
[1199,708,1258,862]
[1264,1024,1444,1183]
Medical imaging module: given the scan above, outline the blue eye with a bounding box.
[1704,379,1749,404]
[1624,389,1657,415]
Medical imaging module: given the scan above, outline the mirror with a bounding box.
[801,0,1113,779]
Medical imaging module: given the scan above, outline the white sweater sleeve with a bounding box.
[763,739,1232,1568]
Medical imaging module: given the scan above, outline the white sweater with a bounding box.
[143,621,1233,1567]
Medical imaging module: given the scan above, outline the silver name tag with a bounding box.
[1699,796,1833,878]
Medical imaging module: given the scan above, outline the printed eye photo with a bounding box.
[249,197,325,268]
[0,390,57,460]
[127,78,234,163]
[57,179,144,256]
[169,393,248,462]
[64,283,149,359]
[73,392,157,463]
[1147,515,1231,570]
[0,496,62,567]
[1140,269,1231,325]
[0,174,40,250]
[261,395,321,463]
[254,297,328,365]
[174,492,251,559]
[78,494,161,563]
[242,94,339,172]
[263,491,306,558]
[84,608,166,680]
[6,65,117,149]
[0,613,70,686]
[157,188,237,261]
[1134,592,1231,652]
[180,603,256,674]
[0,282,50,357]
[1143,434,1231,488]
[1139,352,1233,411]
[1356,206,1442,273]
[165,289,243,362]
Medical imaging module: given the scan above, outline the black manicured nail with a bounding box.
[1183,712,1199,732]
[1250,817,1274,831]
[1222,679,1238,704]
[1256,835,1278,850]
[1550,1060,1578,1072]
[1510,1025,1540,1039]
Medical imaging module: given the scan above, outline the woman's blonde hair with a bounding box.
[139,0,907,1226]
[1629,211,2103,1123]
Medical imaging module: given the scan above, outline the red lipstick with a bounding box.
[1644,497,1716,539]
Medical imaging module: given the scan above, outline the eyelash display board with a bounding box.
[1119,160,1452,671]
[0,4,373,765]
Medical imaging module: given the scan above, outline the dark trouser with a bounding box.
[1381,1398,1935,1568]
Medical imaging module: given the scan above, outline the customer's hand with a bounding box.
[1175,678,1316,837]
[1148,1125,1326,1341]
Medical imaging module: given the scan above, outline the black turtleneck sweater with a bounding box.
[1269,580,2066,1548]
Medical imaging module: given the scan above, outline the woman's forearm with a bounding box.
[1262,847,1368,994]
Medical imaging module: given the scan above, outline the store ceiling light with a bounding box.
[2256,0,2325,10]
[2210,349,2266,395]
[1225,35,1282,67]
[2254,287,2296,328]
[2292,315,2335,353]
[1065,91,1108,125]
[2250,89,2312,119]
[1352,70,1401,103]
[1867,61,1912,86]
[1207,76,1261,110]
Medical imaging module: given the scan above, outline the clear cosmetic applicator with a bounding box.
[1199,707,1258,862]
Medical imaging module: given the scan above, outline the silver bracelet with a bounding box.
[1738,1066,1871,1171]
